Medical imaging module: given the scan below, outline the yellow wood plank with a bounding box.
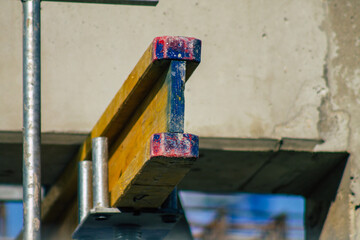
[40,41,161,223]
[108,69,168,193]
[112,155,194,208]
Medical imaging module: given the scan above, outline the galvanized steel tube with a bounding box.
[22,0,41,240]
[92,137,109,208]
[78,161,93,223]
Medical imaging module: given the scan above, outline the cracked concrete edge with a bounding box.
[0,130,327,152]
[200,137,325,152]
[314,1,360,239]
[0,131,88,145]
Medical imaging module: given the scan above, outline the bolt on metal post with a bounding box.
[78,161,93,223]
[92,137,110,208]
[22,0,41,240]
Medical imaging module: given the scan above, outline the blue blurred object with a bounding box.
[179,191,304,240]
[5,202,23,238]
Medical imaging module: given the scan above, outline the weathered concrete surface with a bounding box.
[185,0,327,140]
[0,0,326,141]
[315,1,360,239]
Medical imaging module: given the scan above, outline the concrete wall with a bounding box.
[0,0,326,140]
[1,0,359,239]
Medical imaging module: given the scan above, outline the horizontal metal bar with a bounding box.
[41,0,158,6]
[0,185,45,201]
[0,185,23,201]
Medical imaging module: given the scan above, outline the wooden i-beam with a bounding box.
[31,36,201,237]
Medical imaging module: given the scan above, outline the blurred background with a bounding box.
[180,192,304,240]
[0,191,304,240]
[1,0,357,238]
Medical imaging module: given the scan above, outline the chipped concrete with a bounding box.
[315,0,360,239]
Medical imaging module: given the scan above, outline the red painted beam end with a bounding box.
[152,36,201,63]
[150,133,199,158]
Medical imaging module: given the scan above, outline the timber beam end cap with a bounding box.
[150,133,199,159]
[152,36,201,63]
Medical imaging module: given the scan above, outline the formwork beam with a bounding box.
[32,36,201,238]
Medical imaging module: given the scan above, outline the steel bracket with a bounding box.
[72,207,182,239]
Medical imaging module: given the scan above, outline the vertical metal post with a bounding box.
[161,188,178,223]
[22,1,41,240]
[163,187,178,210]
[92,137,109,208]
[78,161,93,223]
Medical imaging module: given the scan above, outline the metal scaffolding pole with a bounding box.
[78,161,93,223]
[22,0,41,240]
[92,137,109,209]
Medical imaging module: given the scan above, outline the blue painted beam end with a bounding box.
[152,36,201,63]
